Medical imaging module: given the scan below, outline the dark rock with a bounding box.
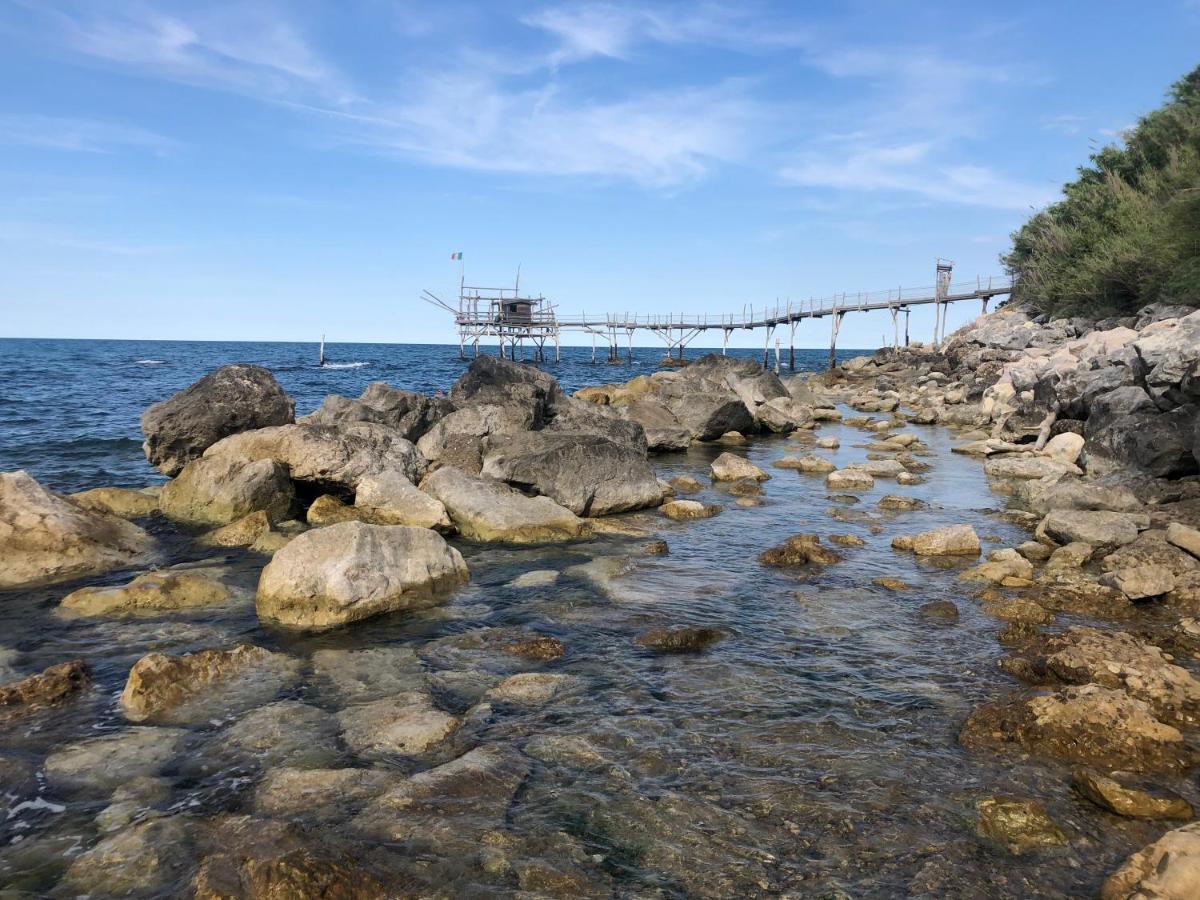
[919,601,959,622]
[450,356,562,426]
[759,534,842,566]
[1072,768,1194,820]
[634,626,725,653]
[302,381,452,443]
[142,364,294,476]
[0,660,90,719]
[545,397,649,454]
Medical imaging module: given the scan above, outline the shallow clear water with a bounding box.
[0,341,1189,897]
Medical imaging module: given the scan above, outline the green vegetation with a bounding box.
[1004,64,1200,318]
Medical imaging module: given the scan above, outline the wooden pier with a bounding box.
[423,260,1013,370]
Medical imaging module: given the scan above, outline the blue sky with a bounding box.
[1,1,1197,347]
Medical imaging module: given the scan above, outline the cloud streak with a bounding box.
[0,114,175,153]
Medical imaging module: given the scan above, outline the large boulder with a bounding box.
[256,522,468,630]
[159,456,294,526]
[1102,821,1200,900]
[619,399,693,451]
[141,364,294,476]
[449,356,562,425]
[754,396,814,433]
[1012,475,1142,515]
[0,471,156,588]
[1086,386,1199,478]
[662,390,755,441]
[205,422,425,494]
[1038,510,1144,548]
[1132,310,1200,407]
[481,432,661,516]
[301,382,452,443]
[984,456,1082,480]
[353,471,451,530]
[415,404,531,472]
[0,659,90,719]
[543,397,649,454]
[421,467,591,543]
[60,569,232,617]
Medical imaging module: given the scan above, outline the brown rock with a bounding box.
[0,660,90,719]
[634,626,725,653]
[1102,822,1200,900]
[502,635,567,661]
[759,534,842,567]
[1072,769,1193,820]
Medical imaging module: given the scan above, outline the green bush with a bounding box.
[1004,64,1200,318]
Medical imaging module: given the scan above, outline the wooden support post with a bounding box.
[981,297,989,315]
[789,321,797,370]
[774,338,781,374]
[722,329,730,355]
[828,311,843,370]
[904,308,910,347]
[762,324,772,368]
[932,301,941,348]
[591,332,597,364]
[626,328,633,363]
[890,306,899,348]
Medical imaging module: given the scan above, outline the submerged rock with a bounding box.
[0,470,157,589]
[60,570,232,617]
[975,796,1067,854]
[337,691,459,756]
[256,521,469,630]
[486,672,576,705]
[1102,821,1200,900]
[254,767,395,823]
[62,815,196,896]
[141,363,294,476]
[45,726,188,793]
[120,644,300,724]
[312,646,425,703]
[422,467,592,543]
[219,700,340,770]
[0,659,90,719]
[919,600,960,622]
[634,626,725,653]
[1072,769,1193,820]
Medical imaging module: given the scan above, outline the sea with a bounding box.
[0,338,866,493]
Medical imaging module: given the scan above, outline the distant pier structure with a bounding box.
[423,260,1013,370]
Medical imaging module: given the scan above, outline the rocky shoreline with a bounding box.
[2,302,1200,896]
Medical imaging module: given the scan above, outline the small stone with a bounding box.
[661,500,721,521]
[1167,522,1200,559]
[878,494,927,511]
[1102,822,1200,900]
[1100,565,1176,600]
[872,577,910,591]
[59,570,231,617]
[760,534,842,567]
[0,660,90,719]
[829,533,866,547]
[894,524,981,556]
[825,469,874,491]
[70,487,160,519]
[337,692,459,756]
[815,436,839,449]
[1016,540,1052,562]
[640,539,669,556]
[507,569,560,588]
[502,635,567,661]
[486,672,575,705]
[669,475,702,493]
[710,452,769,482]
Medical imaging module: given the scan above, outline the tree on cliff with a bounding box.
[1004,63,1200,318]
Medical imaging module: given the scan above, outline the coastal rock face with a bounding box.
[416,404,532,471]
[69,486,160,519]
[141,364,294,476]
[754,396,813,432]
[256,521,469,630]
[666,391,755,441]
[301,381,451,443]
[960,684,1191,774]
[421,466,591,543]
[120,644,300,724]
[544,397,649,454]
[1102,822,1200,900]
[984,456,1083,480]
[481,432,662,516]
[159,455,294,526]
[205,422,426,494]
[0,470,157,588]
[60,570,232,617]
[450,355,562,424]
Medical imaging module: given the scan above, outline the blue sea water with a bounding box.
[0,338,867,493]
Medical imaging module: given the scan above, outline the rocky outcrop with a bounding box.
[618,399,694,451]
[1038,510,1145,548]
[450,355,562,424]
[68,486,160,519]
[256,521,468,630]
[159,455,294,526]
[141,364,294,476]
[544,397,649,453]
[120,644,300,724]
[353,470,451,530]
[481,432,662,516]
[301,381,451,442]
[422,466,591,543]
[0,470,156,588]
[416,404,532,471]
[960,684,1192,774]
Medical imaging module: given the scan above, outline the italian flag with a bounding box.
[450,251,462,260]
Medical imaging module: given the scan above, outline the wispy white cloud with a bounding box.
[0,220,179,255]
[0,114,175,153]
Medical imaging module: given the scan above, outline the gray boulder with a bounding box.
[619,399,693,451]
[662,390,755,441]
[1087,392,1199,478]
[416,404,531,471]
[0,471,157,588]
[1132,311,1200,408]
[481,432,661,516]
[141,364,294,476]
[1039,510,1145,548]
[256,521,469,630]
[449,356,562,426]
[1013,475,1142,516]
[205,422,426,492]
[421,467,591,543]
[301,382,452,442]
[544,396,648,453]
